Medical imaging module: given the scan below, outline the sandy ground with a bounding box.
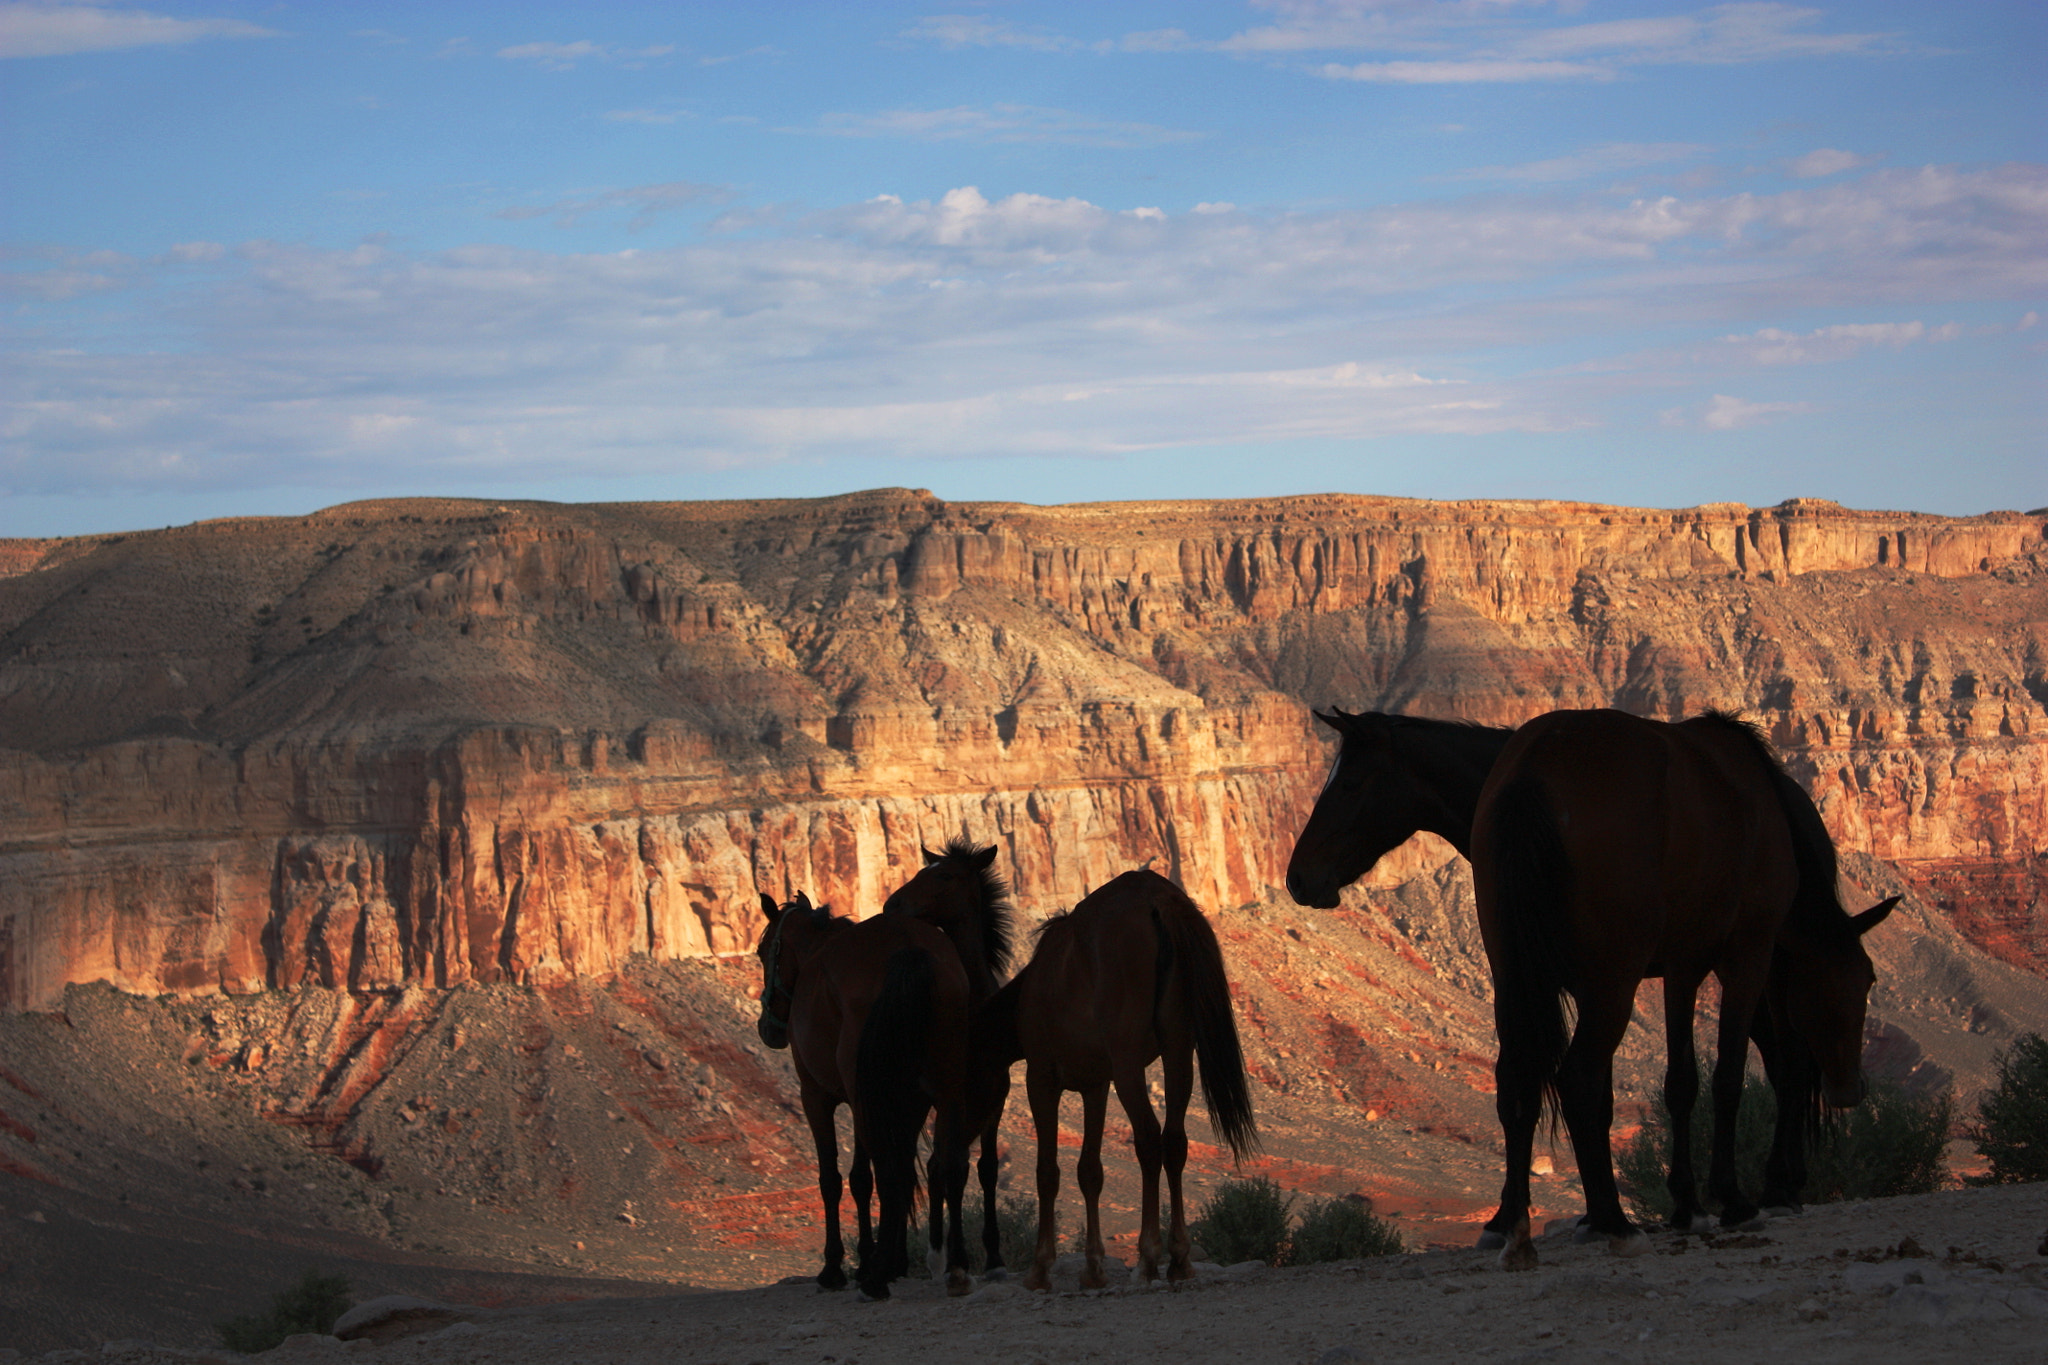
[11,1182,2043,1365]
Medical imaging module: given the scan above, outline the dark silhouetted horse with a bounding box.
[754,891,975,1297]
[1471,709,1891,1267]
[1286,708,1895,1255]
[974,869,1259,1288]
[882,839,1019,1280]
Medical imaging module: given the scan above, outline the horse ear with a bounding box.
[971,844,998,871]
[1312,709,1350,734]
[758,892,778,920]
[921,845,942,865]
[794,890,814,913]
[1852,895,1901,936]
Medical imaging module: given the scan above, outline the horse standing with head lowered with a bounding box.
[1286,708,1894,1264]
[977,868,1260,1289]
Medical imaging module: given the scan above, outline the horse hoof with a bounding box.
[856,1283,890,1303]
[1024,1271,1052,1294]
[1475,1229,1507,1252]
[1499,1238,1539,1272]
[947,1269,973,1297]
[816,1267,848,1292]
[982,1266,1010,1283]
[1081,1267,1108,1291]
[1608,1231,1652,1258]
[1762,1204,1803,1220]
[1167,1259,1194,1284]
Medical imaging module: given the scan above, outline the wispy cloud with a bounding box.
[808,105,1202,149]
[4,162,2038,496]
[1319,58,1611,83]
[1783,147,1884,178]
[901,14,1082,53]
[0,1,274,58]
[495,182,731,231]
[496,39,675,70]
[1456,143,1715,183]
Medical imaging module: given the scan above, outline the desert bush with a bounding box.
[963,1192,1040,1273]
[1286,1195,1404,1263]
[1968,1032,2048,1185]
[216,1270,353,1354]
[1618,1060,1952,1224]
[1803,1077,1953,1201]
[1189,1175,1293,1265]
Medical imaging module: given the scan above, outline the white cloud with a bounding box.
[1319,58,1611,83]
[807,104,1202,149]
[1236,1,1905,83]
[496,39,674,70]
[1784,147,1883,178]
[0,1,273,57]
[3,162,2040,495]
[1701,393,1813,429]
[901,15,1080,53]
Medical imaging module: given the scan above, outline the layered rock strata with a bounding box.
[1,490,2042,1010]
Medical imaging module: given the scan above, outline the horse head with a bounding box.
[755,889,826,1050]
[1286,708,1426,909]
[882,838,1014,996]
[1775,895,1900,1108]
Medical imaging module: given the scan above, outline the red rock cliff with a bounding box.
[1,491,2042,1010]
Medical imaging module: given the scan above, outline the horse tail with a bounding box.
[1484,772,1574,1114]
[1155,890,1260,1162]
[856,946,934,1211]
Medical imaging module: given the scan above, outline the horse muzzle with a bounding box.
[1285,874,1342,910]
[1824,1073,1867,1109]
[757,1018,789,1050]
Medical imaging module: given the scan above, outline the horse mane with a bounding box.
[779,893,836,929]
[1689,709,1852,942]
[932,836,1019,978]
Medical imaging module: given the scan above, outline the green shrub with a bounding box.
[216,1270,353,1353]
[1617,1060,1952,1224]
[1286,1195,1403,1263]
[1968,1033,2048,1185]
[963,1193,1040,1273]
[1190,1176,1292,1265]
[1804,1078,1953,1201]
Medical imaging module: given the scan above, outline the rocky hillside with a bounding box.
[0,490,2042,1009]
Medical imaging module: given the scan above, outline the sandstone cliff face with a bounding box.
[1,491,2043,1009]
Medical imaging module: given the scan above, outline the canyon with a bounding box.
[1,490,2043,1008]
[1,489,2046,1351]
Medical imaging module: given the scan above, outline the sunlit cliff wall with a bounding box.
[1,490,2042,1010]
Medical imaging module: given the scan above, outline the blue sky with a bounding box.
[2,1,2042,536]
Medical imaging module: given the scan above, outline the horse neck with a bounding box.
[1398,719,1514,856]
[973,971,1026,1067]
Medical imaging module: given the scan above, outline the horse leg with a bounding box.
[937,1105,975,1296]
[1707,969,1768,1230]
[1076,1082,1111,1290]
[1483,1022,1545,1267]
[1556,986,1647,1255]
[1751,1005,1809,1214]
[1112,1062,1164,1283]
[1024,1066,1064,1293]
[1661,972,1708,1232]
[802,1088,849,1290]
[1159,1042,1196,1282]
[848,1137,874,1275]
[977,1114,1007,1278]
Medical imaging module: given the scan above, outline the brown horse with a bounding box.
[1283,708,1897,1229]
[880,839,1019,1279]
[974,869,1259,1289]
[753,891,976,1297]
[1471,709,1892,1268]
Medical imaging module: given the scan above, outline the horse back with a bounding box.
[1482,708,1795,956]
[797,915,970,1103]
